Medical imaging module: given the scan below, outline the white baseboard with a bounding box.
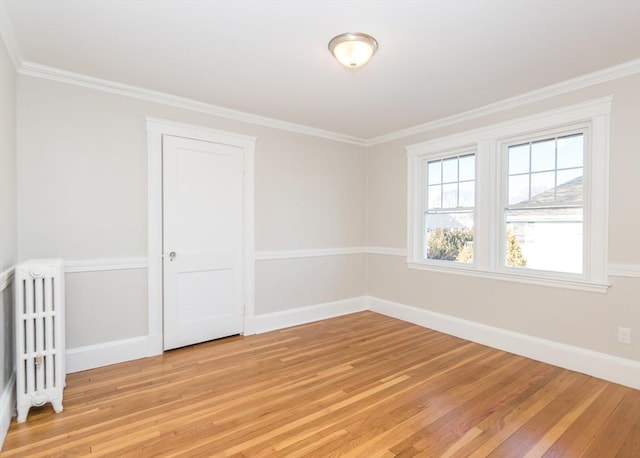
[0,372,16,451]
[60,295,640,390]
[66,334,162,374]
[244,296,367,335]
[367,296,640,389]
[65,295,367,373]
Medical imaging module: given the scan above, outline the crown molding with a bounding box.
[366,59,640,146]
[18,61,366,146]
[0,1,23,68]
[11,51,639,148]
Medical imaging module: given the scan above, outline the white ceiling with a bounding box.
[3,0,640,140]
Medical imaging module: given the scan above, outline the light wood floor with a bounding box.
[2,311,638,457]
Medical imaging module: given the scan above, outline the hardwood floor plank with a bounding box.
[617,414,640,458]
[540,382,630,457]
[580,388,640,457]
[1,311,637,457]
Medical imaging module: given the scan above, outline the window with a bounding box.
[424,153,475,263]
[407,98,611,292]
[504,131,584,274]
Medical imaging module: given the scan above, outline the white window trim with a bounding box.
[407,97,612,293]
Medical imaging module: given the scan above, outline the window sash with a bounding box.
[500,128,588,278]
[422,152,476,265]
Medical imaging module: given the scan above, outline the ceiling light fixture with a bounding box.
[328,32,378,68]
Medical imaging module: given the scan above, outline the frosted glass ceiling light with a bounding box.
[328,32,378,68]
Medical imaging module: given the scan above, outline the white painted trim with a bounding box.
[367,296,640,389]
[10,49,636,147]
[64,297,366,372]
[609,264,640,278]
[37,253,638,284]
[254,247,367,261]
[366,246,407,257]
[254,246,408,260]
[406,261,610,294]
[368,59,640,145]
[366,247,640,280]
[405,97,613,155]
[0,267,14,292]
[243,137,257,319]
[20,62,364,146]
[147,121,163,357]
[65,334,162,374]
[146,118,256,355]
[0,2,22,69]
[64,257,148,273]
[44,292,640,391]
[244,296,367,335]
[0,372,16,451]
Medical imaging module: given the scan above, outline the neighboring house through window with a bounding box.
[504,131,584,274]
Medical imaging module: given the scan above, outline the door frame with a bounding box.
[146,117,256,355]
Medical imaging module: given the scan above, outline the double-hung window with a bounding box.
[424,152,475,264]
[503,130,585,274]
[407,98,611,292]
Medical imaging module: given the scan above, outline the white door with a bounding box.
[162,135,244,350]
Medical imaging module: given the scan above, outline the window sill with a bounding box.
[406,261,610,293]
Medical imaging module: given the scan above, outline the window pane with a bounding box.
[459,155,475,181]
[531,139,556,172]
[428,160,442,184]
[508,144,530,175]
[509,174,529,205]
[428,185,442,209]
[423,153,476,264]
[442,183,458,208]
[505,207,583,274]
[557,134,583,169]
[425,212,474,263]
[530,171,555,201]
[442,158,458,183]
[556,169,583,203]
[459,181,475,207]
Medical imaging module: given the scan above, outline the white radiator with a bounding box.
[15,259,66,422]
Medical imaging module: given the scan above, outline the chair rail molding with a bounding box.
[64,257,148,273]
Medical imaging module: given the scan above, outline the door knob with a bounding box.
[169,251,177,261]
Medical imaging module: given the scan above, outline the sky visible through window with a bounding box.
[508,134,583,205]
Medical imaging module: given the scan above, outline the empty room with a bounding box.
[0,0,639,456]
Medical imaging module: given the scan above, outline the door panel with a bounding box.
[162,135,244,350]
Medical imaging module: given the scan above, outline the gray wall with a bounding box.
[16,75,367,348]
[11,51,640,368]
[366,74,640,361]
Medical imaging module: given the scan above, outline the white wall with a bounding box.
[16,75,367,350]
[0,31,17,446]
[366,74,640,362]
